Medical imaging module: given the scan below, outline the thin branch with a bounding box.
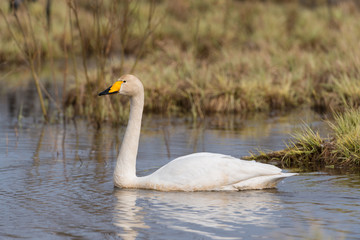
[68,0,90,85]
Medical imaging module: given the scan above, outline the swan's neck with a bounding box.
[114,92,144,187]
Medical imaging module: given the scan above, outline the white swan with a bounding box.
[98,74,297,191]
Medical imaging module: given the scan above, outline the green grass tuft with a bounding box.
[246,108,360,171]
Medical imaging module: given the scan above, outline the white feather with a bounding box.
[138,152,296,191]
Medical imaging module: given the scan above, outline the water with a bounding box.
[1,91,360,239]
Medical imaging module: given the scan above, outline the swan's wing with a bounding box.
[142,152,284,191]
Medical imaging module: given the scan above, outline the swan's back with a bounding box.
[137,153,295,191]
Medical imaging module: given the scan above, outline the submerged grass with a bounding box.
[246,108,360,171]
[1,0,360,123]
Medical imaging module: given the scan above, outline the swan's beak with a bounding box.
[98,81,123,96]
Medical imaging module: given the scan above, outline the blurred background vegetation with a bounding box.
[1,0,360,125]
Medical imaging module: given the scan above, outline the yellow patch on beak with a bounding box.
[98,81,124,96]
[109,81,123,94]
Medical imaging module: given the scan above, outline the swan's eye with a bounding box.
[123,80,126,83]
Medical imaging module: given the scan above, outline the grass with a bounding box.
[245,108,360,171]
[329,108,360,165]
[1,0,360,124]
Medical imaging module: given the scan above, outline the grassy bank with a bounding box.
[1,0,360,124]
[245,108,360,171]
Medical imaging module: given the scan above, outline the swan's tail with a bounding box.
[234,172,298,190]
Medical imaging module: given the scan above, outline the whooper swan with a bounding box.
[98,74,297,191]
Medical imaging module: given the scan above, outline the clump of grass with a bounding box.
[246,124,328,170]
[329,108,360,166]
[246,108,360,171]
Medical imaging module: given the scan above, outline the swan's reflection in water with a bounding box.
[113,189,283,240]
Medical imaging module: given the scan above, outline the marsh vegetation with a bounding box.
[246,108,360,170]
[1,0,360,120]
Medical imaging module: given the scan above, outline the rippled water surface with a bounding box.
[1,94,360,239]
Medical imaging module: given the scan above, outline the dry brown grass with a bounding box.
[1,0,360,124]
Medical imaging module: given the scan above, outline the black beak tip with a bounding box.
[98,86,111,96]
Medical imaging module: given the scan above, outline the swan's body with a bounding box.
[99,75,297,191]
[127,152,296,191]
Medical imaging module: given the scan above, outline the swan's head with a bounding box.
[98,74,143,97]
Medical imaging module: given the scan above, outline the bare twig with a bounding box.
[1,8,48,121]
[67,0,90,85]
